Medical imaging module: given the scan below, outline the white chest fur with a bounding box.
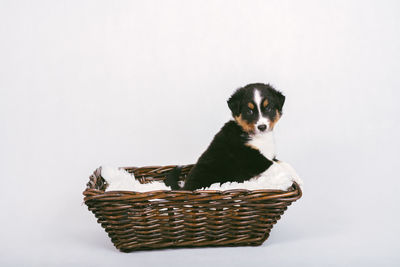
[247,131,276,160]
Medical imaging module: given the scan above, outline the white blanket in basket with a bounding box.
[102,161,303,192]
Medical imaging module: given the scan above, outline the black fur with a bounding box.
[183,121,272,190]
[164,166,182,190]
[164,83,285,191]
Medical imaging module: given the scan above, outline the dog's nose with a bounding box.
[257,124,267,132]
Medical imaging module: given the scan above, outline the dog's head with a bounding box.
[227,83,285,135]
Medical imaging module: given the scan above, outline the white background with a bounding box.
[1,0,399,266]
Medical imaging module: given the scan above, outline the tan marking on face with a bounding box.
[234,114,255,133]
[248,102,254,109]
[269,110,281,130]
[263,98,269,107]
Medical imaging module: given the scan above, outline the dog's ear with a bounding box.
[275,90,285,113]
[227,88,244,116]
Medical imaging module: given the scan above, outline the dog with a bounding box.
[165,83,291,191]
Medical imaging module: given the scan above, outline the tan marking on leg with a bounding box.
[269,110,281,130]
[248,102,254,109]
[234,114,255,133]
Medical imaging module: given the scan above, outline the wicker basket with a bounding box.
[83,164,302,252]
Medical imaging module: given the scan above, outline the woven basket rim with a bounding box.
[83,165,302,202]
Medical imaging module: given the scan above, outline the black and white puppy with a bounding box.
[165,83,286,190]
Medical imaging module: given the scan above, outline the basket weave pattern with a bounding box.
[83,164,302,252]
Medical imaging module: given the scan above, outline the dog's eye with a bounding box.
[246,109,254,115]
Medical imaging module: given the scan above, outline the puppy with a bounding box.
[165,83,287,190]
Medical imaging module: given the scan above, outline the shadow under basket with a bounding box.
[83,164,302,252]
